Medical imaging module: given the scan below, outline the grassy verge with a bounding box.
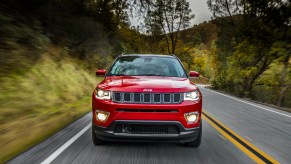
[1,97,92,162]
[0,50,102,163]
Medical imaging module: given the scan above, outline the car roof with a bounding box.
[119,54,176,58]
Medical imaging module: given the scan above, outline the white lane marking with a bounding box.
[41,123,91,164]
[200,86,291,118]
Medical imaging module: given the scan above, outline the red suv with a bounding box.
[92,54,202,147]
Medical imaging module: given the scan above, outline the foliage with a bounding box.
[0,46,99,162]
[180,21,218,48]
[207,0,291,106]
[143,0,194,54]
[0,10,49,77]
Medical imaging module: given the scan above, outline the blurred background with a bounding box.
[0,0,290,162]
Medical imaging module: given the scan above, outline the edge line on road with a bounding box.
[202,111,279,164]
[40,123,91,164]
[201,87,291,118]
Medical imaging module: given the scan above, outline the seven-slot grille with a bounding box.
[112,92,183,104]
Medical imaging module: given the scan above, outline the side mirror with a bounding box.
[189,71,199,78]
[96,69,106,76]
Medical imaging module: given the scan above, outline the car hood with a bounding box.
[97,76,198,92]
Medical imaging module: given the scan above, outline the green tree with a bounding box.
[270,42,291,106]
[145,0,194,54]
[207,0,291,98]
[227,41,274,96]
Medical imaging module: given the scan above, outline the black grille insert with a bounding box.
[173,94,180,103]
[124,93,131,102]
[114,93,121,101]
[134,93,141,102]
[154,94,161,102]
[114,124,180,134]
[143,94,151,102]
[164,94,171,102]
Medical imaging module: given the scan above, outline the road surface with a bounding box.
[8,86,291,164]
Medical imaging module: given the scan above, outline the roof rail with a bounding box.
[120,53,125,56]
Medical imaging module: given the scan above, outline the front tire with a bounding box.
[92,125,106,145]
[185,121,202,148]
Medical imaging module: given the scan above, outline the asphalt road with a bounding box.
[8,86,291,164]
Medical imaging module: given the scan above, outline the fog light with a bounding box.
[184,112,199,123]
[96,110,110,122]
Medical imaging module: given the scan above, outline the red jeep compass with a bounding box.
[92,54,202,147]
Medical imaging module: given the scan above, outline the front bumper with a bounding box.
[92,96,202,129]
[93,120,200,143]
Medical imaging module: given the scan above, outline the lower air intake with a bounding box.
[114,124,180,134]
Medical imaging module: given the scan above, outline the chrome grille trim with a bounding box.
[112,92,183,104]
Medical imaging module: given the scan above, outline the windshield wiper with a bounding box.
[110,74,126,76]
[110,74,166,76]
[137,74,165,76]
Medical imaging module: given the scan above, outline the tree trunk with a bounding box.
[243,82,253,98]
[171,38,175,54]
[277,54,290,107]
[277,85,289,107]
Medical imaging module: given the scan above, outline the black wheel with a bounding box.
[185,121,202,148]
[92,125,106,145]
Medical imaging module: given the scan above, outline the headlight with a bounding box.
[184,90,200,101]
[95,89,111,100]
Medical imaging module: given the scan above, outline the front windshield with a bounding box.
[108,56,187,78]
